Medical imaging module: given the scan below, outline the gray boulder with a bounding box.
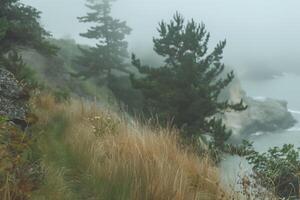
[0,68,28,121]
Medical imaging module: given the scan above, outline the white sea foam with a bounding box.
[253,96,267,101]
[288,109,300,115]
[287,127,300,132]
[251,132,264,136]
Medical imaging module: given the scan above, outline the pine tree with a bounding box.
[75,0,131,82]
[131,13,247,149]
[0,0,56,55]
[0,0,57,83]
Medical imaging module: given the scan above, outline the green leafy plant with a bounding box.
[242,141,300,199]
[0,51,40,89]
[0,121,42,200]
[0,116,8,124]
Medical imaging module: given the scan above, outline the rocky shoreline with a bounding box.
[222,78,297,141]
[225,97,296,138]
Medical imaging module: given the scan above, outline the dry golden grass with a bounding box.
[32,94,232,200]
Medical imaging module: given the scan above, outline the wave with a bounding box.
[253,96,267,101]
[287,127,300,132]
[251,132,264,136]
[288,109,300,115]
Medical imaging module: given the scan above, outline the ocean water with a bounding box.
[221,73,300,187]
[243,73,300,151]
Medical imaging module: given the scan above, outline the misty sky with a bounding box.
[21,0,300,76]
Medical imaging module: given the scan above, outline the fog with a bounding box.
[13,0,300,193]
[21,0,300,76]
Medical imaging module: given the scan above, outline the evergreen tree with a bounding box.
[0,0,57,83]
[131,13,247,149]
[75,0,131,82]
[0,0,56,55]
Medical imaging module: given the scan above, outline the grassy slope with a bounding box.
[28,94,231,200]
[18,38,238,199]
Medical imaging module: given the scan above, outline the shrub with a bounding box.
[0,119,42,200]
[242,141,300,199]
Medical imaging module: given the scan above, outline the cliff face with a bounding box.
[222,78,296,140]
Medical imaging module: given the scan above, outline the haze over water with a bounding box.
[221,73,300,186]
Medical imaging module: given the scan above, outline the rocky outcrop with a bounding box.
[222,78,296,140]
[243,98,296,133]
[0,68,29,122]
[224,97,296,137]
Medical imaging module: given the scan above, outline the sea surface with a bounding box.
[221,73,300,187]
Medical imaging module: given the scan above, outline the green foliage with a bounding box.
[0,116,8,124]
[0,0,57,55]
[242,141,300,199]
[0,0,57,87]
[0,51,39,88]
[131,13,246,148]
[30,114,78,200]
[0,2,59,198]
[107,75,144,112]
[0,121,42,200]
[52,88,71,103]
[75,0,131,82]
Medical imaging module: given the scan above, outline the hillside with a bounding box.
[0,66,237,199]
[1,1,300,199]
[29,94,231,200]
[23,38,296,140]
[0,29,295,200]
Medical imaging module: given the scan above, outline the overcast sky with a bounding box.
[21,0,300,75]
